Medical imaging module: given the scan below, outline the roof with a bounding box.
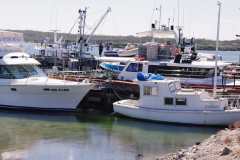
[128,59,230,68]
[0,52,40,65]
[136,30,177,40]
[138,79,179,85]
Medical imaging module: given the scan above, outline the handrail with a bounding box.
[217,95,240,110]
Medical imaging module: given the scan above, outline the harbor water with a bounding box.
[200,50,240,63]
[0,111,218,160]
[1,51,239,160]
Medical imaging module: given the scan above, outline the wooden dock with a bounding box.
[49,73,240,112]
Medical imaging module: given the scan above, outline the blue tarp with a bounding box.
[137,72,165,81]
[100,63,125,73]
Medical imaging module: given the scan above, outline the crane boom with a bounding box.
[86,7,111,43]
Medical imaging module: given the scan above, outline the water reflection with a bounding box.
[0,111,219,160]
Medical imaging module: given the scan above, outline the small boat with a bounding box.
[100,62,125,73]
[113,73,240,126]
[117,43,138,57]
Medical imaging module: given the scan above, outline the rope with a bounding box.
[105,80,124,100]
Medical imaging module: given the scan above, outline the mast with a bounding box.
[50,29,59,67]
[151,6,162,42]
[214,1,222,98]
[176,0,182,47]
[78,7,87,58]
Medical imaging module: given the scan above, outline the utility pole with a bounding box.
[214,1,222,98]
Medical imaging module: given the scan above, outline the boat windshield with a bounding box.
[0,45,23,55]
[0,65,46,79]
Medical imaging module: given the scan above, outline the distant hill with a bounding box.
[7,29,240,51]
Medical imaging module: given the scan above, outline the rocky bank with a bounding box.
[158,128,240,160]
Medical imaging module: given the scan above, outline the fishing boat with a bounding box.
[113,73,240,126]
[100,5,240,87]
[103,43,138,57]
[117,57,233,86]
[0,51,94,110]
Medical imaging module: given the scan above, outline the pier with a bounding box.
[48,69,240,113]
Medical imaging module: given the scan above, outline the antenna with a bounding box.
[172,9,175,25]
[177,0,180,28]
[159,5,162,29]
[168,18,171,28]
[182,8,185,29]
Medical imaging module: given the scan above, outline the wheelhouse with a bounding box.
[0,65,46,79]
[148,65,220,79]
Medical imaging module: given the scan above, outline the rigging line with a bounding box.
[68,18,79,34]
[149,8,157,31]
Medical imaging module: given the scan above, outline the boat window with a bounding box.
[176,98,187,106]
[158,47,172,60]
[126,63,143,72]
[0,65,46,79]
[164,97,174,105]
[143,86,159,96]
[0,66,13,79]
[148,65,220,78]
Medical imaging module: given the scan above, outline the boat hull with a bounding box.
[0,84,93,110]
[113,100,240,126]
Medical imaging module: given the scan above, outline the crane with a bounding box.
[86,7,111,43]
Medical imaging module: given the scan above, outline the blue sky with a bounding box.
[0,0,239,40]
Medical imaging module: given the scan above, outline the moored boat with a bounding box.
[0,52,94,111]
[113,73,240,125]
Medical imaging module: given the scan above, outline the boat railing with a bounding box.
[217,95,240,110]
[48,69,115,81]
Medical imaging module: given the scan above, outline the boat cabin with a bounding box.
[137,79,227,111]
[118,60,229,81]
[0,52,46,79]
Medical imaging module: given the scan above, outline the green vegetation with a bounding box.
[8,29,240,51]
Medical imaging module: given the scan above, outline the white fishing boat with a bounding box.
[117,58,234,86]
[113,73,240,126]
[0,52,94,110]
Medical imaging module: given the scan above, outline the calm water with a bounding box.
[0,111,219,160]
[200,50,240,63]
[2,51,238,160]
